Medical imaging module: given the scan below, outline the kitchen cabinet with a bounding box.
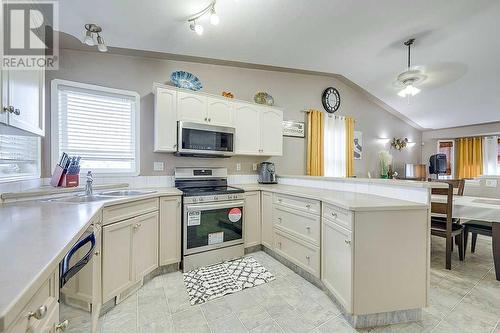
[274,228,320,277]
[322,218,353,311]
[1,69,45,136]
[260,108,283,155]
[234,102,283,156]
[102,218,135,302]
[102,211,159,302]
[154,86,177,152]
[38,303,59,333]
[159,196,182,266]
[177,91,206,123]
[133,211,159,278]
[207,97,233,126]
[1,69,6,125]
[244,191,261,248]
[261,191,274,249]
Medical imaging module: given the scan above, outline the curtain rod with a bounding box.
[301,109,356,121]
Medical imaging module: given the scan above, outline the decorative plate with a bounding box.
[170,71,203,91]
[254,92,274,106]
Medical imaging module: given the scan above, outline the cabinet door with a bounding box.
[244,191,261,248]
[260,108,283,156]
[154,87,177,152]
[7,69,45,136]
[261,191,274,249]
[322,219,352,312]
[234,103,261,155]
[207,97,233,126]
[133,211,159,279]
[102,220,134,302]
[0,69,7,125]
[159,196,182,266]
[177,91,207,123]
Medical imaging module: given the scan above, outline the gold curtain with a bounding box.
[345,117,355,177]
[306,110,324,176]
[456,137,483,178]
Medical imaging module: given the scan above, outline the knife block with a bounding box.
[61,173,79,187]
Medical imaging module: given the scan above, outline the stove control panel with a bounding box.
[183,193,244,204]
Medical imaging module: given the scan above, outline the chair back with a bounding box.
[430,179,465,229]
[430,179,465,196]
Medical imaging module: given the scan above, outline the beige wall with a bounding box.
[42,49,422,177]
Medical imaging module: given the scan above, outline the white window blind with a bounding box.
[53,81,140,175]
[0,134,40,182]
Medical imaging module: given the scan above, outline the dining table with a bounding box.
[432,194,500,281]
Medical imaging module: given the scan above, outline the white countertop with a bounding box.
[0,187,182,331]
[238,184,428,211]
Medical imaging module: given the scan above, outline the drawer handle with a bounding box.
[277,217,282,223]
[278,198,282,202]
[345,239,351,245]
[306,204,311,209]
[56,320,69,331]
[306,255,310,262]
[331,212,337,219]
[28,305,47,320]
[133,223,142,229]
[278,241,282,248]
[306,226,311,232]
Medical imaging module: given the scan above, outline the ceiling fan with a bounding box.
[396,38,427,98]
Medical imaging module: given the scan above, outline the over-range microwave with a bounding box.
[176,121,235,157]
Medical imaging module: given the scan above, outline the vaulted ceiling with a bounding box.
[57,0,500,130]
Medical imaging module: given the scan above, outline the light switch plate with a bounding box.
[252,163,257,171]
[485,179,497,188]
[153,162,164,171]
[236,163,241,171]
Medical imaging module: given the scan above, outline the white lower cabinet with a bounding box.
[261,191,274,249]
[274,229,320,277]
[102,211,159,302]
[322,218,353,312]
[159,196,182,265]
[244,191,261,248]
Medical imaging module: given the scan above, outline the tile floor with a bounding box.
[98,236,500,333]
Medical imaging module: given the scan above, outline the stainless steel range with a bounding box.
[175,167,245,271]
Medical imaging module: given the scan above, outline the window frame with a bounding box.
[50,79,141,177]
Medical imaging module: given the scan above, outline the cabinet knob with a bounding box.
[278,198,282,202]
[13,108,20,115]
[133,223,142,229]
[306,255,310,261]
[306,226,311,231]
[306,204,311,209]
[278,242,282,248]
[28,305,47,320]
[94,251,100,256]
[345,239,351,245]
[56,320,69,331]
[277,217,282,222]
[208,118,211,122]
[204,117,208,122]
[2,106,14,113]
[331,212,337,219]
[173,144,177,148]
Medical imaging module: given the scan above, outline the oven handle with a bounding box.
[185,200,245,212]
[60,232,95,287]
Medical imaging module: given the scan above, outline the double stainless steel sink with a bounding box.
[45,190,157,203]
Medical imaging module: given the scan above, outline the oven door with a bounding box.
[177,121,235,157]
[183,200,244,255]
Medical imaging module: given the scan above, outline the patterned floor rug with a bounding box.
[183,256,275,305]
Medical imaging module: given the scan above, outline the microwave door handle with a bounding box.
[60,233,96,287]
[186,200,245,211]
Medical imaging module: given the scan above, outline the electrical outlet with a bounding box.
[252,163,257,171]
[485,179,497,188]
[153,162,164,171]
[236,163,241,171]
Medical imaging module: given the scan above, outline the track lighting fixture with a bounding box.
[187,1,219,36]
[83,24,108,52]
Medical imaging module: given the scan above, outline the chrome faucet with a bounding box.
[85,171,94,196]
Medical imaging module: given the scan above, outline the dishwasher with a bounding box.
[59,220,102,333]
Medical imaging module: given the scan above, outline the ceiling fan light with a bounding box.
[83,30,94,46]
[398,84,421,98]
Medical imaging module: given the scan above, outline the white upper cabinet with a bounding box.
[260,108,283,156]
[153,84,283,156]
[177,92,207,123]
[1,69,45,136]
[234,102,261,154]
[207,97,233,126]
[154,86,177,152]
[0,69,7,125]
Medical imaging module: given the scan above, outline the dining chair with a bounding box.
[463,221,493,257]
[430,179,466,270]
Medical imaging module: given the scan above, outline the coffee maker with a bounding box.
[258,162,277,184]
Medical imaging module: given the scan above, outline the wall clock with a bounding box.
[322,87,341,113]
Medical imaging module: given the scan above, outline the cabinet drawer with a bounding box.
[323,203,353,230]
[273,229,320,277]
[103,198,159,224]
[273,193,320,215]
[6,269,58,333]
[273,206,320,245]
